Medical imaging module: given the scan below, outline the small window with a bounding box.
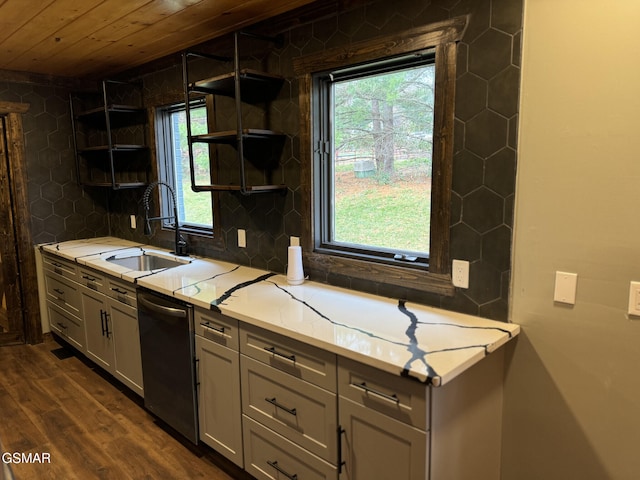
[156,100,213,234]
[314,53,436,266]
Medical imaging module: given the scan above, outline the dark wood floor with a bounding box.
[0,337,244,480]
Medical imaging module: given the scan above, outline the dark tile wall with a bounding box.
[128,0,522,321]
[8,0,522,322]
[0,81,110,245]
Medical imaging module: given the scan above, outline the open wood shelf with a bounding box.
[70,80,150,189]
[182,31,287,195]
[191,129,284,144]
[189,69,284,103]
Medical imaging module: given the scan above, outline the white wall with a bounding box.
[505,1,640,478]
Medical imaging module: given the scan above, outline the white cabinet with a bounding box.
[40,252,144,398]
[338,351,505,480]
[82,273,145,396]
[81,285,113,370]
[46,302,85,352]
[240,323,338,480]
[194,308,243,467]
[337,357,429,480]
[108,278,143,396]
[338,397,427,480]
[42,253,85,352]
[243,416,336,480]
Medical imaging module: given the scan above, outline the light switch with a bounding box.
[554,271,577,305]
[237,229,246,248]
[628,281,640,317]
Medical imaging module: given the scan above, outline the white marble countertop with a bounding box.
[41,237,519,386]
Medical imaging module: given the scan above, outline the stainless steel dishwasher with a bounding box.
[137,288,198,444]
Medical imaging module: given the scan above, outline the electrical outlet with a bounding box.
[452,259,469,289]
[237,229,246,248]
[130,215,136,229]
[290,236,300,247]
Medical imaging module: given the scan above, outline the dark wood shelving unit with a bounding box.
[189,69,284,104]
[182,31,287,195]
[70,80,150,190]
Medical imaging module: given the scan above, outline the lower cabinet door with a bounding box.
[110,300,144,397]
[82,288,113,370]
[243,415,337,480]
[196,334,243,467]
[338,397,428,480]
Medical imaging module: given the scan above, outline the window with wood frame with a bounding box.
[294,17,468,295]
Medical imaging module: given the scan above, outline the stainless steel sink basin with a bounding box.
[105,253,189,271]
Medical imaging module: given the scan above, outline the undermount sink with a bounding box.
[105,253,189,271]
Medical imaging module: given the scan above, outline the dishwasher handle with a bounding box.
[138,293,187,318]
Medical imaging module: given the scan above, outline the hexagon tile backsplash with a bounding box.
[7,0,522,322]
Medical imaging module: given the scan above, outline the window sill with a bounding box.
[304,251,454,297]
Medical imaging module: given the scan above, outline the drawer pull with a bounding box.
[100,310,107,336]
[201,322,225,335]
[338,426,346,474]
[351,382,400,404]
[263,346,296,363]
[266,460,298,480]
[111,287,128,295]
[53,288,64,296]
[265,397,297,416]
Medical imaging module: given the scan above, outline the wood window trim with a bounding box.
[0,101,43,344]
[293,16,468,297]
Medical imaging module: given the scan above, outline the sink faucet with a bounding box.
[142,181,188,256]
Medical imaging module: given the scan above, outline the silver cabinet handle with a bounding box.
[351,381,400,404]
[201,322,225,335]
[263,346,296,363]
[267,460,298,480]
[265,397,297,416]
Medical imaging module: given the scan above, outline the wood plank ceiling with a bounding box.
[0,0,316,79]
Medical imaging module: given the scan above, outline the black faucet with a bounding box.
[142,181,188,256]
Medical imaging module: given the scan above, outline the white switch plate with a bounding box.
[237,229,246,248]
[554,271,577,304]
[628,281,640,317]
[130,215,136,229]
[452,259,469,289]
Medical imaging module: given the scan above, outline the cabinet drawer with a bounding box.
[240,323,336,391]
[106,277,137,307]
[338,357,428,430]
[43,253,77,280]
[241,355,337,463]
[195,308,239,350]
[243,415,337,480]
[47,302,85,351]
[78,267,105,293]
[44,271,82,318]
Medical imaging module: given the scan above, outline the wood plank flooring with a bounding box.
[0,337,248,480]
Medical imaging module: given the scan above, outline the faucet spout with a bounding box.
[142,181,188,256]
